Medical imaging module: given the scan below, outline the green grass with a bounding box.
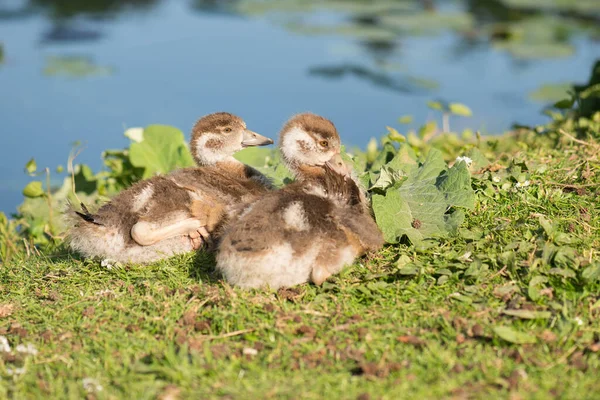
[1,133,600,399]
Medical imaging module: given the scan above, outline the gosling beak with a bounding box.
[241,129,274,147]
[324,153,351,176]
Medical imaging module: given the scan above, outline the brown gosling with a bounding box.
[216,113,384,289]
[66,112,274,264]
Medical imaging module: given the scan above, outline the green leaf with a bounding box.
[493,326,537,344]
[437,161,475,209]
[502,309,551,319]
[366,137,379,164]
[371,148,474,244]
[234,147,272,167]
[418,121,438,138]
[427,100,445,111]
[129,125,195,179]
[582,263,600,282]
[369,166,406,191]
[580,83,600,99]
[386,126,405,143]
[529,83,573,102]
[528,276,548,301]
[398,265,419,275]
[23,181,45,198]
[553,98,574,109]
[553,247,579,270]
[449,103,473,117]
[25,158,37,175]
[124,127,144,143]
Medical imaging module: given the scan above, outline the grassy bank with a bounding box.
[1,123,599,398]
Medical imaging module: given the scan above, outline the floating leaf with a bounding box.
[530,83,573,102]
[502,309,551,319]
[22,181,44,198]
[129,125,195,179]
[493,326,536,344]
[43,55,113,78]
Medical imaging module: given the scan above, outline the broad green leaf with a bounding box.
[371,149,474,244]
[369,142,396,172]
[386,144,418,173]
[553,98,574,109]
[493,326,537,344]
[437,161,475,209]
[234,147,273,167]
[398,265,419,275]
[553,247,579,270]
[449,103,473,117]
[25,158,37,175]
[582,263,600,281]
[467,147,490,171]
[528,275,548,301]
[129,125,195,179]
[369,166,406,191]
[23,181,44,198]
[502,309,551,319]
[73,164,98,195]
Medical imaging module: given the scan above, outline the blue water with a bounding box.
[1,1,599,214]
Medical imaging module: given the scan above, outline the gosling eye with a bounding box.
[319,140,329,148]
[224,127,232,133]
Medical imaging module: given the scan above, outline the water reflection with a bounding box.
[1,0,599,214]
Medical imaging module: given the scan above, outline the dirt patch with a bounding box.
[0,303,14,318]
[352,361,404,378]
[180,310,197,326]
[194,320,211,333]
[9,323,28,338]
[277,287,304,302]
[295,325,316,338]
[82,307,95,318]
[397,335,425,347]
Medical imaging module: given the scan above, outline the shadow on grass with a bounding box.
[189,249,221,284]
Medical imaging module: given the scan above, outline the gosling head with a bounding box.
[279,113,349,178]
[190,112,273,166]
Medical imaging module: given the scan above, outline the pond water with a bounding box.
[1,0,599,214]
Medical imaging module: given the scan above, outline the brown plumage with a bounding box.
[66,112,274,264]
[216,113,384,289]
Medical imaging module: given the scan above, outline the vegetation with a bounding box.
[1,59,599,398]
